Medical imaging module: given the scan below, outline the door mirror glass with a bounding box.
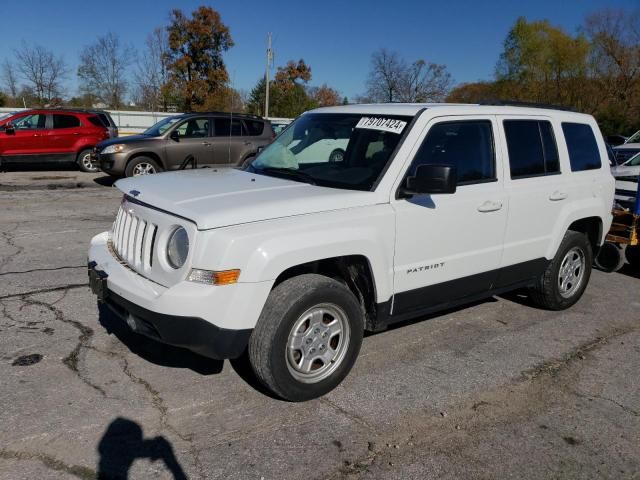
[169,129,180,142]
[402,164,457,196]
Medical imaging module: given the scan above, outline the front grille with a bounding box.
[111,206,157,272]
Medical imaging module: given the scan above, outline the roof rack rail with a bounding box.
[479,100,577,112]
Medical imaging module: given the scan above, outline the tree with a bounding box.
[1,59,18,98]
[584,9,640,130]
[0,90,6,107]
[365,49,452,102]
[78,32,132,109]
[134,27,171,111]
[495,17,590,106]
[13,42,67,105]
[165,5,234,112]
[309,84,341,107]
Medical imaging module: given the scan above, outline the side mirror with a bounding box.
[400,164,457,197]
[4,122,15,134]
[169,130,180,142]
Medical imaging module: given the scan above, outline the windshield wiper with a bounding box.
[256,167,317,185]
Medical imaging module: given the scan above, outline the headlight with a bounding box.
[166,227,189,269]
[101,144,126,154]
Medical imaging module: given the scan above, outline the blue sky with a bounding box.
[1,0,637,100]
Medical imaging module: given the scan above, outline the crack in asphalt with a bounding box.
[319,397,379,434]
[323,323,640,479]
[0,449,96,479]
[0,283,88,301]
[17,290,105,396]
[85,345,205,479]
[0,265,86,276]
[0,224,24,272]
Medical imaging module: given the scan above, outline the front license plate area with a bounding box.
[88,266,108,302]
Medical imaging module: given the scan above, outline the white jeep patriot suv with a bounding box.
[89,103,614,401]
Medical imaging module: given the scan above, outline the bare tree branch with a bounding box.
[1,59,18,98]
[13,42,67,105]
[78,32,133,109]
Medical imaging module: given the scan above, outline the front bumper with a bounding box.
[96,152,128,176]
[88,232,272,359]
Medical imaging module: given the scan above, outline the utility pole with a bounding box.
[265,32,273,118]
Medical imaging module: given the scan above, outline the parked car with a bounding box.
[89,103,614,401]
[0,109,110,172]
[268,117,293,136]
[95,113,273,177]
[613,129,640,164]
[611,151,640,209]
[606,134,627,147]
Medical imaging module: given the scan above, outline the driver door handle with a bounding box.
[202,141,212,146]
[549,191,568,201]
[477,201,503,213]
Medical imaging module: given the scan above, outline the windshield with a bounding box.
[250,113,412,191]
[624,152,640,166]
[625,130,640,144]
[143,116,182,136]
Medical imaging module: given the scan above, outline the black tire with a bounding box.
[594,242,625,273]
[77,148,98,173]
[625,245,640,270]
[241,155,255,169]
[529,231,592,310]
[248,274,364,402]
[125,157,162,177]
[329,148,345,162]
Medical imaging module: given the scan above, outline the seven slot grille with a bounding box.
[111,206,157,271]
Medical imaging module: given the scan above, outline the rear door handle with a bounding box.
[549,191,568,201]
[477,201,503,213]
[243,141,252,146]
[202,141,212,146]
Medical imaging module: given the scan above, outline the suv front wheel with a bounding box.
[248,274,364,401]
[125,157,163,177]
[529,231,592,310]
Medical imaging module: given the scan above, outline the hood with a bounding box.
[97,134,157,149]
[115,168,379,230]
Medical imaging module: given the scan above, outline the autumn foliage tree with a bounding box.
[164,6,234,112]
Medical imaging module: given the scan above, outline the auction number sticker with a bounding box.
[355,117,407,134]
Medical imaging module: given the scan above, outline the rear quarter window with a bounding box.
[244,120,265,136]
[562,122,602,171]
[88,116,105,127]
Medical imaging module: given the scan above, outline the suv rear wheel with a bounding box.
[77,149,98,173]
[248,274,364,401]
[125,157,162,177]
[529,231,592,310]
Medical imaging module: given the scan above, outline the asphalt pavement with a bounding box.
[0,169,638,479]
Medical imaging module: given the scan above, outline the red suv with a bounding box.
[0,109,109,172]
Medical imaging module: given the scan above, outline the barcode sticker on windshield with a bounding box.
[355,117,407,134]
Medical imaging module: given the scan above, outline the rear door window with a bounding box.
[562,123,602,171]
[53,114,81,129]
[503,120,560,179]
[409,120,496,185]
[214,118,246,136]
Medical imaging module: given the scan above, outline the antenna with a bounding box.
[265,32,273,118]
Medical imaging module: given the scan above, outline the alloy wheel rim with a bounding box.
[132,162,156,176]
[82,153,97,172]
[558,246,585,298]
[285,303,350,384]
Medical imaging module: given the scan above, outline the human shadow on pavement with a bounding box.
[97,303,224,375]
[97,417,187,480]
